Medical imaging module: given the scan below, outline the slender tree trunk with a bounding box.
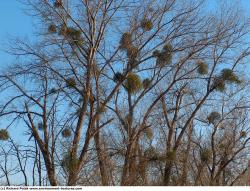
[163,160,173,185]
[94,131,109,185]
[68,173,78,186]
[38,150,42,186]
[138,148,148,185]
[128,144,138,185]
[121,148,130,185]
[180,124,193,185]
[42,151,57,186]
[121,139,138,186]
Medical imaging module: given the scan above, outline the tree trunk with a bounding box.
[42,150,57,186]
[180,124,193,185]
[163,160,173,185]
[121,139,138,186]
[94,132,110,185]
[68,172,78,186]
[138,148,148,185]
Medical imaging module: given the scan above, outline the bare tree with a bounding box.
[0,0,249,186]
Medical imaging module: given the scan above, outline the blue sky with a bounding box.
[0,1,34,143]
[0,4,42,184]
[0,1,33,63]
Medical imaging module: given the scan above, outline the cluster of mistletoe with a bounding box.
[153,43,173,67]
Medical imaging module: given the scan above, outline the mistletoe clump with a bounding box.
[212,77,226,92]
[61,153,79,173]
[144,147,167,161]
[119,32,140,68]
[240,131,247,138]
[140,19,153,31]
[54,0,63,8]
[220,69,241,84]
[127,46,139,61]
[200,148,211,163]
[142,78,151,89]
[49,88,57,94]
[144,128,153,139]
[37,122,44,130]
[196,60,208,75]
[144,146,160,161]
[166,151,176,162]
[59,25,68,36]
[120,32,132,50]
[127,47,139,68]
[163,43,173,54]
[66,28,82,41]
[218,144,225,149]
[0,129,9,141]
[113,72,124,82]
[75,108,81,116]
[207,111,221,124]
[155,43,173,67]
[152,49,161,57]
[62,128,72,138]
[98,102,107,113]
[124,73,143,94]
[212,69,241,92]
[48,24,57,33]
[66,78,76,88]
[59,26,83,45]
